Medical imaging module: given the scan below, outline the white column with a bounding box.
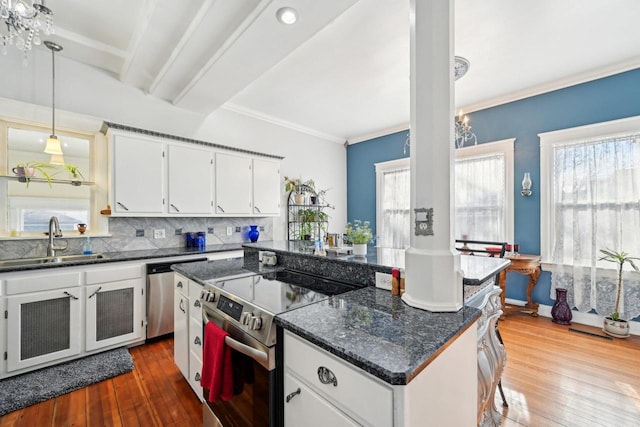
[402,0,463,312]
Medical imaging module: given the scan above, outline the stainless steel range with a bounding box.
[200,270,358,427]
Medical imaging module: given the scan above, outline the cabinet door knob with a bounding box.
[285,387,301,403]
[194,300,201,308]
[317,366,338,386]
[195,372,201,382]
[177,281,183,288]
[194,336,201,346]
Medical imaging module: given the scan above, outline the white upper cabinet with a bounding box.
[107,127,280,217]
[168,144,213,215]
[215,152,252,215]
[253,158,280,215]
[112,133,165,214]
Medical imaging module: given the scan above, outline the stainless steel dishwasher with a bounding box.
[146,258,207,339]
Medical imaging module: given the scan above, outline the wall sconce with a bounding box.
[521,172,532,197]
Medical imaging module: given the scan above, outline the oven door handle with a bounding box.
[224,336,268,365]
[202,310,269,366]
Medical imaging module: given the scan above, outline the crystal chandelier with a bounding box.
[0,0,54,57]
[455,111,477,149]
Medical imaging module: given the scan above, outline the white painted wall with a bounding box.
[0,48,346,240]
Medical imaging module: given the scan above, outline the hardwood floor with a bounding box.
[0,338,202,427]
[496,314,640,427]
[1,317,638,426]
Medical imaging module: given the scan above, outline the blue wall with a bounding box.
[347,68,640,307]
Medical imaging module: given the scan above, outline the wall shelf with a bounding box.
[287,184,329,241]
[0,175,95,186]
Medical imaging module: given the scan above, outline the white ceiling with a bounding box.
[28,0,640,143]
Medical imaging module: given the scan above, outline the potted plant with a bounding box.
[284,176,315,205]
[12,161,55,187]
[64,164,85,186]
[599,248,640,338]
[345,219,373,257]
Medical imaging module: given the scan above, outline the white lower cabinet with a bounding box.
[174,281,190,379]
[6,286,82,372]
[85,278,144,351]
[283,331,393,427]
[285,372,360,427]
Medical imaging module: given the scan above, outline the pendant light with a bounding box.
[43,40,64,161]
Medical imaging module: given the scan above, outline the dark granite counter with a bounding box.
[171,256,283,287]
[276,286,481,385]
[0,243,243,274]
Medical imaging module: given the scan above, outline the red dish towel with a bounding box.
[200,321,234,402]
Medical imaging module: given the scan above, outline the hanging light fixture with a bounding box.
[454,110,477,149]
[1,1,54,58]
[43,39,63,162]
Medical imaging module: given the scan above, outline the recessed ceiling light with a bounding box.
[276,7,297,25]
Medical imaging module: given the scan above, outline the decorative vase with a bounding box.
[551,288,572,325]
[248,225,260,243]
[352,243,367,257]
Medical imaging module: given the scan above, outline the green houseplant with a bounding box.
[65,164,85,185]
[346,219,373,256]
[284,176,315,204]
[599,248,640,337]
[12,161,55,187]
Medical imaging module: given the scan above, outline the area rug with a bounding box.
[0,347,134,416]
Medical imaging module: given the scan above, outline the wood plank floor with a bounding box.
[1,316,638,426]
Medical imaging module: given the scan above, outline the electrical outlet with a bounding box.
[235,226,241,232]
[175,228,183,235]
[375,272,392,290]
[226,227,233,236]
[259,226,265,231]
[208,227,214,234]
[136,229,144,237]
[153,229,166,239]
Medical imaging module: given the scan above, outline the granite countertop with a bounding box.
[171,257,282,286]
[275,286,481,385]
[0,243,243,273]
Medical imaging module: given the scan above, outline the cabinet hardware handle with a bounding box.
[217,205,225,213]
[195,373,201,382]
[64,291,79,300]
[285,388,301,403]
[179,299,186,313]
[116,202,129,211]
[194,300,201,308]
[170,203,180,212]
[255,206,262,213]
[88,286,102,299]
[177,281,183,288]
[317,366,338,386]
[194,336,201,346]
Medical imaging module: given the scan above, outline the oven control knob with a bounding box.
[241,312,252,325]
[205,291,216,303]
[249,315,263,330]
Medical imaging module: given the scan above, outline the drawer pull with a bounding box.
[195,372,201,382]
[317,366,338,387]
[194,300,201,308]
[177,281,183,288]
[194,336,201,346]
[285,388,301,403]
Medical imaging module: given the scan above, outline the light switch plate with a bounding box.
[226,227,233,236]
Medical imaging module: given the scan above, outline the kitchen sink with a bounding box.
[0,253,106,268]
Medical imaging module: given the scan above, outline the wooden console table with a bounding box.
[498,254,541,319]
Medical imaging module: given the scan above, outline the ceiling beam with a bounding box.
[54,27,127,59]
[119,0,159,82]
[148,0,216,95]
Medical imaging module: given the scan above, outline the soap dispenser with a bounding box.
[83,236,93,255]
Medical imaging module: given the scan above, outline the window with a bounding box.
[540,115,640,318]
[455,139,514,243]
[375,139,514,249]
[1,121,94,235]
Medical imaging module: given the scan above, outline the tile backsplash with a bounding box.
[0,217,273,260]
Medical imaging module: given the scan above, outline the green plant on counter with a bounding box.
[599,248,640,320]
[345,219,373,245]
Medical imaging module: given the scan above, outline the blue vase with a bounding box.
[248,225,260,243]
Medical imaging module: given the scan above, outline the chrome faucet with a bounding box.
[47,216,63,257]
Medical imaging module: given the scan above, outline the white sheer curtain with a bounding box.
[376,162,410,249]
[549,133,640,318]
[455,154,506,241]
